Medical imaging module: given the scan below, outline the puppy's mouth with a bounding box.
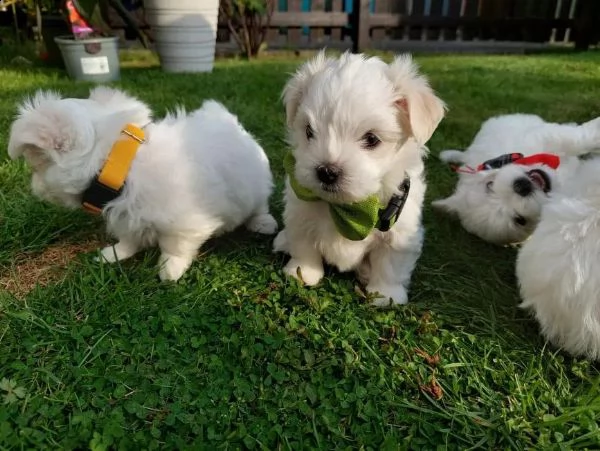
[321,183,340,193]
[527,169,551,193]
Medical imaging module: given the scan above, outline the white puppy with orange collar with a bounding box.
[8,87,277,281]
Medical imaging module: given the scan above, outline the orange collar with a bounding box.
[82,124,146,214]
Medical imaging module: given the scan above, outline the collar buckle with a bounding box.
[121,124,146,144]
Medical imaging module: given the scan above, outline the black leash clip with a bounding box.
[378,176,411,232]
[478,153,524,171]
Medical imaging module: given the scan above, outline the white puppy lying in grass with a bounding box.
[8,87,277,281]
[274,51,446,306]
[433,114,600,245]
[517,156,600,360]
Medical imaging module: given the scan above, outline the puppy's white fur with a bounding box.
[432,114,600,245]
[517,157,600,360]
[274,51,445,306]
[8,87,277,281]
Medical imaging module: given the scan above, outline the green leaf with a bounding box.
[305,383,317,405]
[89,432,109,451]
[12,387,26,399]
[0,378,14,392]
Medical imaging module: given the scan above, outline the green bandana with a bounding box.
[284,153,406,241]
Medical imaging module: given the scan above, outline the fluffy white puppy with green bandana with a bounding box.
[274,51,445,306]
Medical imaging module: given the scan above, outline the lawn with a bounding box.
[1,46,600,450]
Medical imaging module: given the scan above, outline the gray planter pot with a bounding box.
[54,35,120,82]
[145,0,219,73]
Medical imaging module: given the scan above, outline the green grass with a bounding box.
[1,46,600,450]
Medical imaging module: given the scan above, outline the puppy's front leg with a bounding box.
[98,236,141,263]
[283,234,324,286]
[364,240,423,307]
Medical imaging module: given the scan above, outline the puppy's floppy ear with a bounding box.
[282,50,331,127]
[431,195,461,215]
[8,90,80,160]
[387,54,446,145]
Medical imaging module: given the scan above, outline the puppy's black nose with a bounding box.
[513,177,533,197]
[316,164,341,185]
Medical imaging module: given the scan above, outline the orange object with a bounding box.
[66,0,94,37]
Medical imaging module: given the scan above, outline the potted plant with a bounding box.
[53,0,148,82]
[144,0,220,73]
[219,0,274,59]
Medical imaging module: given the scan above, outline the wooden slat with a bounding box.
[427,0,444,40]
[353,0,371,52]
[369,13,574,29]
[372,0,390,43]
[330,0,344,41]
[443,0,462,41]
[311,0,326,43]
[265,0,281,45]
[287,0,303,47]
[408,0,424,40]
[271,11,348,27]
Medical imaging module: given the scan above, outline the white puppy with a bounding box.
[517,157,600,360]
[273,51,446,306]
[8,87,277,281]
[432,114,600,245]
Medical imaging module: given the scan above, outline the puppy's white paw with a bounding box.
[439,150,464,164]
[158,254,192,282]
[96,245,122,263]
[95,241,139,263]
[246,213,278,235]
[367,284,408,307]
[273,230,289,254]
[284,259,324,286]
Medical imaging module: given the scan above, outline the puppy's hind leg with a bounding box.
[542,119,600,157]
[157,230,213,282]
[582,117,600,151]
[439,149,466,164]
[246,203,278,235]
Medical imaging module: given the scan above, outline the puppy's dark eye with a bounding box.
[361,132,381,149]
[486,181,494,193]
[514,215,527,226]
[306,124,314,140]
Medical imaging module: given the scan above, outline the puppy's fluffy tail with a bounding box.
[196,100,240,126]
[439,149,465,164]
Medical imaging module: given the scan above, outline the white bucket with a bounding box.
[145,0,219,73]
